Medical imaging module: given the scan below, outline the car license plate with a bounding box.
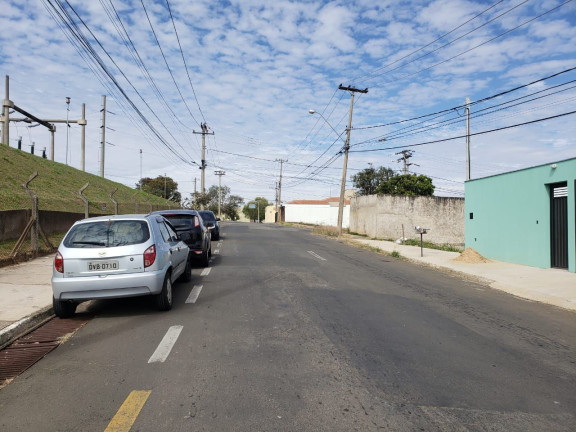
[88,260,119,271]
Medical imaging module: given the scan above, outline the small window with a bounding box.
[469,212,474,220]
[157,221,172,243]
[165,222,179,242]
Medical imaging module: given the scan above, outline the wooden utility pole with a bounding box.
[337,84,368,237]
[275,158,287,221]
[193,123,214,194]
[214,170,225,218]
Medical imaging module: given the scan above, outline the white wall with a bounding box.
[284,203,350,228]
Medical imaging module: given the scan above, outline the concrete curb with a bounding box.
[0,306,54,350]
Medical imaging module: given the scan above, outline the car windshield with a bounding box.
[63,220,150,248]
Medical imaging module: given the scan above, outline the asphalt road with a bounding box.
[0,222,574,431]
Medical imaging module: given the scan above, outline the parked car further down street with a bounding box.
[150,210,211,267]
[198,210,220,240]
[51,214,191,318]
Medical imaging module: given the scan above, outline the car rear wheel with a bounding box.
[179,255,192,282]
[156,272,173,311]
[53,297,77,318]
[200,247,210,267]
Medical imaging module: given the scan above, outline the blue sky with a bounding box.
[1,0,575,203]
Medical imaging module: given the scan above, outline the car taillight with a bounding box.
[54,251,64,273]
[144,245,156,268]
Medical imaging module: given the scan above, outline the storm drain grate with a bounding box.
[0,316,91,382]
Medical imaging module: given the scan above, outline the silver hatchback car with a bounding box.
[51,214,191,318]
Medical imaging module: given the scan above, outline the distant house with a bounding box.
[465,158,576,273]
[284,197,351,227]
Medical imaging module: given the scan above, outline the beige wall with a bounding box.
[350,195,465,246]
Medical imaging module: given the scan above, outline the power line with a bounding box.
[44,0,196,167]
[354,66,576,131]
[350,110,576,153]
[355,0,515,83]
[139,0,200,126]
[165,0,206,123]
[370,0,574,86]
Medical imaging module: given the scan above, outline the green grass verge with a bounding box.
[0,144,176,212]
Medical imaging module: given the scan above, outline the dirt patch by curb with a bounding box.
[453,248,490,264]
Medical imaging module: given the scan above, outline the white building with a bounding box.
[284,197,351,228]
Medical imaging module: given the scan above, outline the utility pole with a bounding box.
[65,97,70,165]
[139,149,143,188]
[100,95,106,178]
[2,75,11,146]
[193,123,214,194]
[465,97,471,181]
[214,170,226,218]
[275,158,287,222]
[396,149,415,174]
[337,84,368,237]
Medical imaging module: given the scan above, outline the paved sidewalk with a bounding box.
[348,237,576,312]
[1,239,575,348]
[0,255,54,348]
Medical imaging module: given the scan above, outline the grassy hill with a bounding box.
[0,144,177,213]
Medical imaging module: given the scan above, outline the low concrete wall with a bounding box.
[0,210,29,242]
[350,195,465,246]
[0,210,89,241]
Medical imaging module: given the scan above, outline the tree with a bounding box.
[189,185,244,220]
[352,164,396,196]
[136,176,181,203]
[376,174,435,196]
[222,194,244,221]
[242,197,270,222]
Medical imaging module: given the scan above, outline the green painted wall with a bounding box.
[465,158,576,273]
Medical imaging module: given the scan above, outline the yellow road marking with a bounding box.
[104,390,151,432]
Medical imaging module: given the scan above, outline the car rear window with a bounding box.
[199,212,215,221]
[63,220,150,248]
[162,214,195,229]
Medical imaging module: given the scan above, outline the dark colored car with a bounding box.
[198,210,220,240]
[151,210,211,266]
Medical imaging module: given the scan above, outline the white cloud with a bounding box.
[1,0,574,201]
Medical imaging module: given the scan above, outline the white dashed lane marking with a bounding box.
[200,268,211,276]
[186,285,203,304]
[148,325,183,363]
[307,250,327,261]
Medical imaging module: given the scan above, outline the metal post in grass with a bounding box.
[78,183,89,218]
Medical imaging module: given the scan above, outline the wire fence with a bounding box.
[0,186,181,268]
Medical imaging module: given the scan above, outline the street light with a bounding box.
[309,108,353,237]
[308,109,346,143]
